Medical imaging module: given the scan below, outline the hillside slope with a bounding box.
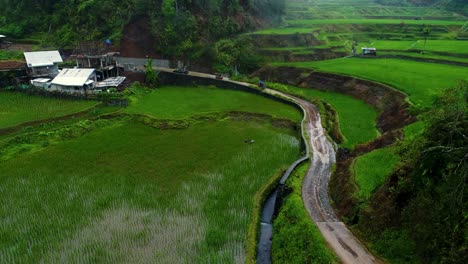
[0,0,285,56]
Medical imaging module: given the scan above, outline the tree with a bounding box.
[399,81,468,263]
[144,59,159,88]
[214,39,241,75]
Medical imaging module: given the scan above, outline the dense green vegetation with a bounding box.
[125,85,301,122]
[0,118,300,262]
[275,58,468,108]
[0,50,23,60]
[272,163,338,263]
[0,92,97,129]
[0,0,285,59]
[359,82,467,264]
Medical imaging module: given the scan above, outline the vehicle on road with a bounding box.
[173,66,189,74]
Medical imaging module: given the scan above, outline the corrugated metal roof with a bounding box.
[31,78,51,83]
[24,51,63,68]
[95,76,126,88]
[51,68,95,86]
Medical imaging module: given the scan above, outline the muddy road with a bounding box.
[265,89,378,264]
[155,68,378,263]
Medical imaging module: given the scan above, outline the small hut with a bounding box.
[50,68,97,94]
[361,47,377,56]
[24,51,63,78]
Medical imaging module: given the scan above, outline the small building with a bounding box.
[361,47,377,56]
[24,50,63,78]
[30,78,51,89]
[50,68,97,94]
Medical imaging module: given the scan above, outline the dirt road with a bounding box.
[157,68,378,263]
[265,89,377,264]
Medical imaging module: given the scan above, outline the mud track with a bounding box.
[151,68,380,263]
[266,89,377,264]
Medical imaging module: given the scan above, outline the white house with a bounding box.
[50,68,97,94]
[30,78,51,89]
[24,50,63,77]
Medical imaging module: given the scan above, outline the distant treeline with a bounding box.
[0,0,285,51]
[375,0,468,16]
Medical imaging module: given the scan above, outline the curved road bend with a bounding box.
[157,68,378,263]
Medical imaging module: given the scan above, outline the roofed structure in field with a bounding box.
[24,51,63,77]
[24,51,63,68]
[51,68,95,87]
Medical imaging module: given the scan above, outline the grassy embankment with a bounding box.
[0,91,97,129]
[0,85,302,263]
[272,163,338,263]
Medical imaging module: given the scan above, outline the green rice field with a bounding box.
[357,40,468,54]
[0,85,302,263]
[0,92,97,129]
[275,58,468,107]
[0,119,300,263]
[267,83,379,149]
[287,19,466,26]
[286,0,465,20]
[250,28,318,35]
[125,85,302,122]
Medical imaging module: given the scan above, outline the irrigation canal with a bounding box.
[156,68,378,264]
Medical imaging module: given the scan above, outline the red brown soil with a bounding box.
[0,60,25,70]
[120,16,160,58]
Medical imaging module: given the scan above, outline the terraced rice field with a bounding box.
[275,58,468,108]
[0,86,302,263]
[0,91,97,129]
[266,83,379,149]
[125,85,302,122]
